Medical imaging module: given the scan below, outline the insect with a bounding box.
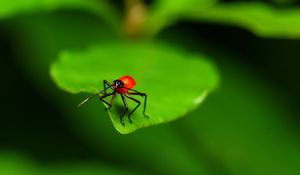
[78,75,148,126]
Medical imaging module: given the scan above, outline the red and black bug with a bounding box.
[78,75,148,126]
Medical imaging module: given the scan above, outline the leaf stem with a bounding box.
[123,0,148,39]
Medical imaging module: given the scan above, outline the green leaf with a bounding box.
[269,0,294,6]
[0,0,119,29]
[0,152,39,175]
[50,41,219,134]
[187,2,300,38]
[0,151,138,175]
[44,163,139,175]
[147,2,300,39]
[146,0,218,35]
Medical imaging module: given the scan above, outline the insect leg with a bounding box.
[120,94,129,126]
[124,94,140,123]
[106,92,116,110]
[103,80,113,95]
[100,92,115,110]
[128,91,149,118]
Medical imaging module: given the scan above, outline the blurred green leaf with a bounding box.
[146,0,218,35]
[270,0,294,5]
[0,152,39,175]
[188,2,300,38]
[0,0,119,30]
[147,2,300,39]
[44,163,139,175]
[0,152,138,175]
[150,0,219,17]
[50,41,219,134]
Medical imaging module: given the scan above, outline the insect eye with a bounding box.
[117,81,123,88]
[113,80,123,88]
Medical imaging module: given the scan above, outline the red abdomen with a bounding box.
[116,75,136,94]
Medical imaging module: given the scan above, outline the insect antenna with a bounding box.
[77,86,110,108]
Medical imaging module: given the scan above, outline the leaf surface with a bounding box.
[51,41,219,134]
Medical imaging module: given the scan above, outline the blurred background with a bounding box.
[1,0,300,174]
